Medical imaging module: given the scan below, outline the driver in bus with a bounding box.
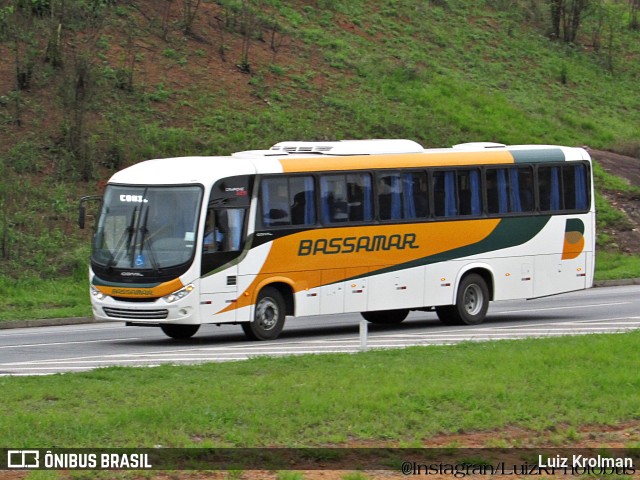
[203,212,223,251]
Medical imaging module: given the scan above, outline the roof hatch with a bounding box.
[270,139,424,155]
[452,142,506,150]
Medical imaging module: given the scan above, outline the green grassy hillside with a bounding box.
[0,0,639,316]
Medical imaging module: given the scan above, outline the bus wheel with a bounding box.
[242,287,286,340]
[160,324,200,339]
[435,306,458,325]
[361,309,409,324]
[437,274,489,325]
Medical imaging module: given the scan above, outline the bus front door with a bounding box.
[199,208,246,324]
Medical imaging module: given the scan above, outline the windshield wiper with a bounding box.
[138,205,161,274]
[106,206,137,269]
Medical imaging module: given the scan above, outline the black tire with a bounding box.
[242,286,286,340]
[435,305,459,325]
[361,309,409,324]
[436,274,489,326]
[160,324,200,339]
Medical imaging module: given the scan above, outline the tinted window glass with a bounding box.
[289,176,316,225]
[204,208,246,252]
[487,167,533,214]
[538,166,562,211]
[457,169,482,216]
[260,176,316,227]
[378,171,428,220]
[538,163,589,212]
[433,171,457,217]
[321,173,373,223]
[261,177,291,226]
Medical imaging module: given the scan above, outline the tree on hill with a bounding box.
[630,0,640,30]
[549,0,593,43]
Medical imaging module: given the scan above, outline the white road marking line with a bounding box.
[492,302,630,315]
[0,324,130,337]
[0,338,145,349]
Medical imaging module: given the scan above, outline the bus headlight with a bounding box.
[91,285,108,301]
[163,284,194,303]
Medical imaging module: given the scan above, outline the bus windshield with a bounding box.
[92,185,202,271]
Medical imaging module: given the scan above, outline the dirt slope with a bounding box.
[589,148,640,253]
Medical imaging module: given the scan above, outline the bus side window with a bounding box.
[223,208,245,250]
[487,167,532,214]
[289,176,316,225]
[538,166,561,211]
[321,173,372,224]
[346,174,372,222]
[377,174,395,220]
[505,167,534,213]
[433,170,457,217]
[401,172,428,219]
[457,169,481,216]
[378,171,428,221]
[261,177,291,227]
[486,168,509,214]
[203,210,217,250]
[260,176,316,228]
[204,208,246,252]
[573,164,589,210]
[563,164,589,210]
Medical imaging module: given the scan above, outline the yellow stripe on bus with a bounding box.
[223,219,501,313]
[95,278,184,299]
[279,151,515,173]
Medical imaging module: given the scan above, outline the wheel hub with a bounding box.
[257,299,278,330]
[463,284,483,316]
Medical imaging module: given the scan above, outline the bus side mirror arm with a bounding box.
[78,195,102,229]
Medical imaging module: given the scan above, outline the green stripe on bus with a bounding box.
[424,216,551,264]
[566,218,585,234]
[344,216,551,283]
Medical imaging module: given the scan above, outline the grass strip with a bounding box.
[596,251,640,280]
[1,331,639,447]
[0,277,91,322]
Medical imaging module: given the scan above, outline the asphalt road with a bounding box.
[1,285,639,376]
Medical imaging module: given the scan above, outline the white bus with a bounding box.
[79,139,595,340]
